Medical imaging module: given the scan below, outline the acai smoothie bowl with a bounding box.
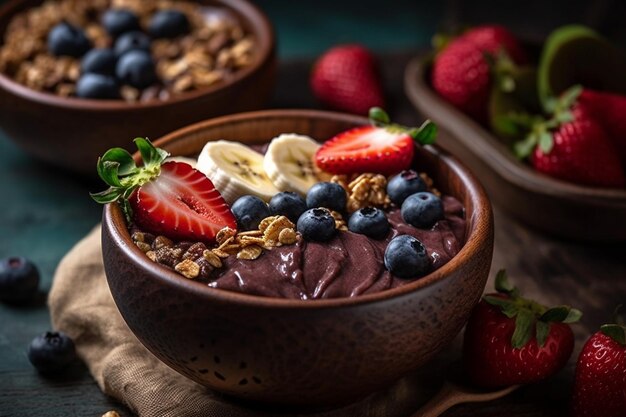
[98,109,493,407]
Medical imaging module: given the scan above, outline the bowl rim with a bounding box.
[0,0,275,111]
[103,109,493,310]
[405,55,626,202]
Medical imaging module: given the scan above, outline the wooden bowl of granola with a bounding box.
[101,109,494,407]
[0,0,275,175]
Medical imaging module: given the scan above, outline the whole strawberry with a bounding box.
[578,88,626,165]
[310,44,385,115]
[432,25,527,123]
[463,270,581,388]
[515,86,625,188]
[571,320,626,417]
[91,138,237,243]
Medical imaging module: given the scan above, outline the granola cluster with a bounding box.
[131,215,299,281]
[0,0,255,101]
[331,173,392,213]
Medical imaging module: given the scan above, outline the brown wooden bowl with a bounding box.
[405,56,626,242]
[101,109,494,407]
[0,0,275,175]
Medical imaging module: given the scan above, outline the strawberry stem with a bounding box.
[368,107,438,145]
[91,138,170,222]
[484,269,582,348]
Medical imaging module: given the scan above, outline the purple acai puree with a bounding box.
[209,196,466,300]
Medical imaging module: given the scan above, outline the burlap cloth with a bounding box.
[49,225,449,417]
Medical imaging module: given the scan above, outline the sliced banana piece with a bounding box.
[196,140,279,203]
[165,156,197,168]
[263,134,321,195]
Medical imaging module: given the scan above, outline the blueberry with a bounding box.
[76,73,119,99]
[47,22,91,58]
[231,195,270,231]
[401,192,444,229]
[297,208,336,242]
[114,31,151,57]
[384,235,431,279]
[28,331,76,374]
[81,48,117,76]
[102,9,141,37]
[306,182,347,212]
[115,50,157,89]
[0,257,39,304]
[268,192,307,223]
[348,207,390,239]
[149,9,190,38]
[387,170,427,206]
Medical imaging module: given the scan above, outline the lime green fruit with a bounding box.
[538,25,626,109]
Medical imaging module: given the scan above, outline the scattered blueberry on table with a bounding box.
[0,257,40,304]
[28,331,77,374]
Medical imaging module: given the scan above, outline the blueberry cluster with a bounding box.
[47,8,190,99]
[230,171,446,280]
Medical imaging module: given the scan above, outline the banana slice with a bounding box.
[196,140,279,203]
[263,134,321,195]
[165,156,197,168]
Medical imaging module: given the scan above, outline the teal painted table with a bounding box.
[2,1,626,415]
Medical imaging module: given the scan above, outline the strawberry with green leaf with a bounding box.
[463,270,582,388]
[91,138,237,243]
[514,85,625,188]
[572,308,626,417]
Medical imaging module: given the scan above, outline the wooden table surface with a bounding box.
[1,52,625,417]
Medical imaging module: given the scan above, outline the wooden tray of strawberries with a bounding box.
[404,25,626,242]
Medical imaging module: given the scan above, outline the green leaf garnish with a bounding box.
[90,138,170,221]
[367,107,438,146]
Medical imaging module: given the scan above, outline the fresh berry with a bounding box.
[91,138,237,243]
[231,195,270,231]
[348,207,390,239]
[310,44,384,115]
[115,50,157,89]
[315,108,437,176]
[432,25,526,123]
[572,320,626,417]
[114,31,151,57]
[102,9,141,38]
[76,73,119,99]
[578,88,626,164]
[463,270,581,388]
[383,235,430,279]
[0,257,39,304]
[297,208,336,242]
[401,192,444,229]
[81,48,117,76]
[269,192,307,223]
[148,9,190,39]
[515,86,625,188]
[387,170,427,206]
[306,182,347,212]
[47,22,91,58]
[28,331,76,373]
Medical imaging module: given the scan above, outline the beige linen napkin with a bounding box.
[49,225,443,417]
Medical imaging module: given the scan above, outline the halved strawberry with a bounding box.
[315,107,437,176]
[91,138,236,243]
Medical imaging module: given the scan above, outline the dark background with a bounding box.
[1,0,625,416]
